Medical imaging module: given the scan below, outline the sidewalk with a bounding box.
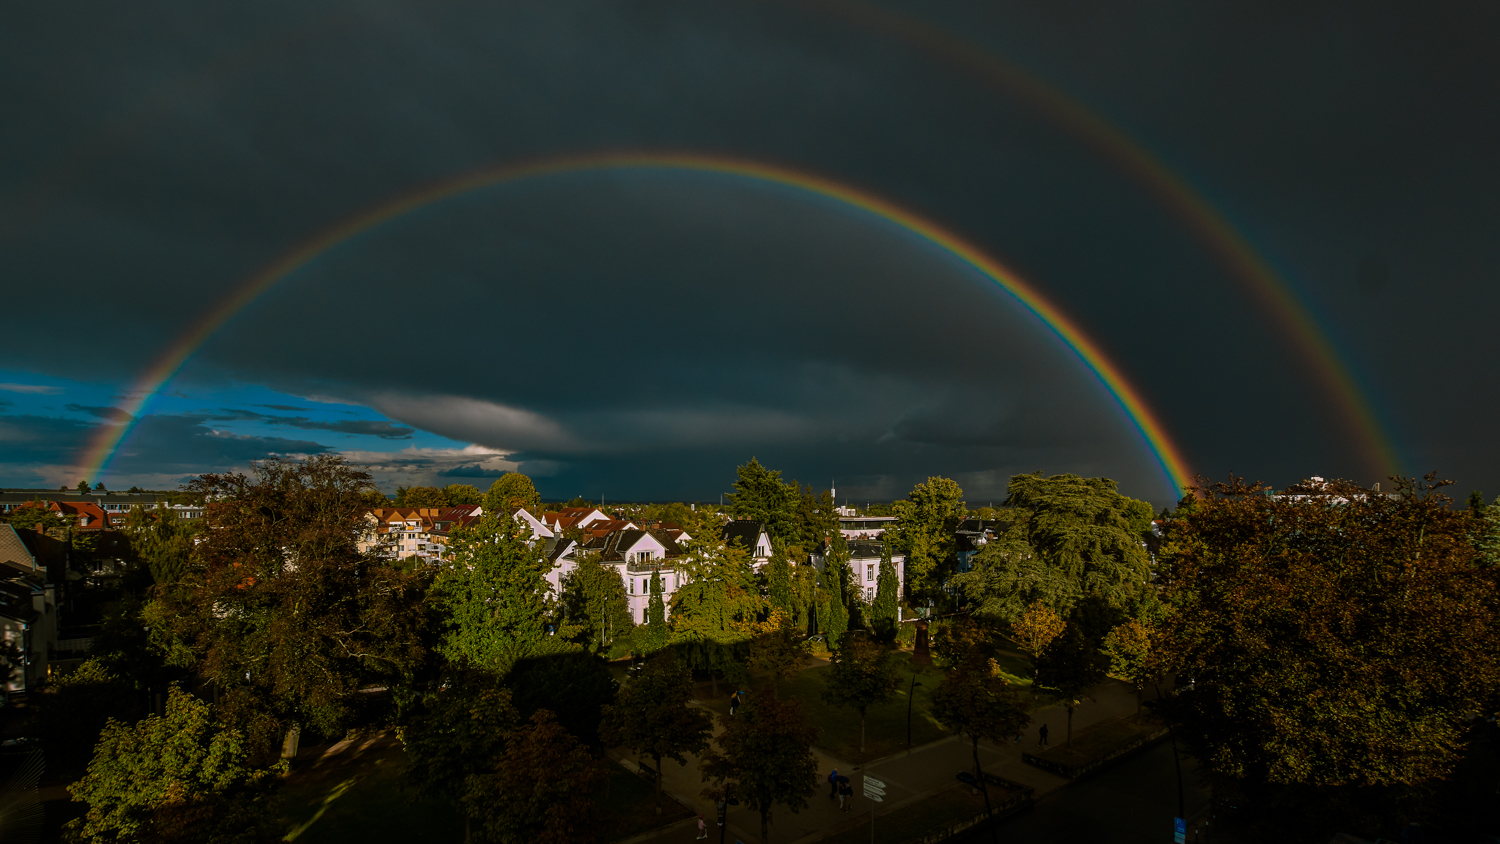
[612,677,1153,844]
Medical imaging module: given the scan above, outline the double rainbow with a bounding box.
[78,152,1193,494]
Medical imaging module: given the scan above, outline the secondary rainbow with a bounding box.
[803,0,1403,476]
[78,152,1194,494]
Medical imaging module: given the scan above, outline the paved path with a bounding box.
[614,677,1154,844]
[952,739,1212,844]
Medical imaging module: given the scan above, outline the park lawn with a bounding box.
[696,650,1047,763]
[697,661,950,764]
[818,784,990,844]
[280,733,462,844]
[599,760,695,841]
[279,732,685,844]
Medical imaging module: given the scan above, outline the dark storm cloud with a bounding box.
[2,0,1497,502]
[436,465,507,479]
[0,414,97,466]
[207,408,414,439]
[66,404,134,422]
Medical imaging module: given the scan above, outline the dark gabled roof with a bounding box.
[720,520,766,551]
[0,525,36,573]
[847,539,887,560]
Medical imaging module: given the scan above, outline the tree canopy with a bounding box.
[464,710,604,844]
[957,473,1153,621]
[820,636,900,753]
[66,686,281,844]
[600,650,710,799]
[560,552,633,655]
[725,458,799,545]
[159,455,430,740]
[484,473,542,514]
[699,689,818,844]
[1155,475,1500,788]
[889,476,966,603]
[431,511,575,677]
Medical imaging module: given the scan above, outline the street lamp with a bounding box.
[906,674,922,751]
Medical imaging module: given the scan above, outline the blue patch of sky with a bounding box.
[0,369,471,455]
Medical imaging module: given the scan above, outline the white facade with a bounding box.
[838,515,897,539]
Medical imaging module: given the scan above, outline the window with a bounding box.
[866,565,874,582]
[630,579,635,595]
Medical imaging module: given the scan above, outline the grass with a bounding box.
[699,653,952,763]
[1031,713,1163,767]
[280,733,462,844]
[278,732,688,844]
[598,761,694,841]
[817,784,996,844]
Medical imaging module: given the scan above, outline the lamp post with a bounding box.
[906,674,922,751]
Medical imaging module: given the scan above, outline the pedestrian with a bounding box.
[1013,729,1023,744]
[729,690,739,717]
[828,768,839,798]
[1038,723,1049,746]
[838,780,853,811]
[696,814,708,839]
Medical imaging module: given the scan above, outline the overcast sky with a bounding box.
[3,0,1497,507]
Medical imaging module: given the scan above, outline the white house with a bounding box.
[845,539,904,604]
[720,520,773,568]
[838,515,897,539]
[546,528,687,624]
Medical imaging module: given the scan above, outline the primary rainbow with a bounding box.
[78,152,1193,494]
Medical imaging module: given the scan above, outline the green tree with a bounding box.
[956,473,1153,621]
[699,689,819,844]
[669,538,764,692]
[765,543,795,619]
[465,710,605,844]
[400,673,519,838]
[77,479,92,495]
[643,570,669,653]
[746,611,809,697]
[818,533,852,649]
[160,456,431,748]
[445,484,484,505]
[396,485,450,507]
[870,543,900,641]
[33,658,142,779]
[560,552,633,654]
[122,504,196,585]
[1010,600,1066,655]
[889,477,966,604]
[1101,618,1154,715]
[66,686,281,844]
[929,651,1032,824]
[794,485,836,550]
[725,458,798,545]
[1155,474,1500,788]
[505,652,618,751]
[433,511,575,677]
[820,636,900,754]
[1035,623,1106,745]
[484,473,542,514]
[600,650,711,800]
[1477,494,1500,568]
